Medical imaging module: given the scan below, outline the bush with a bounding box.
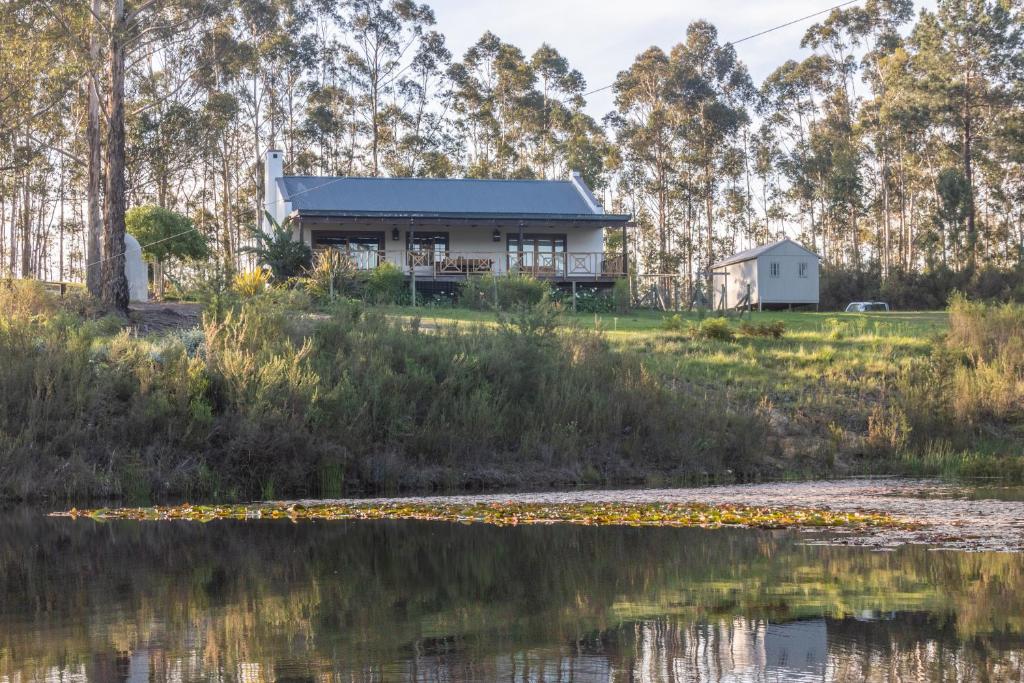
[232,269,271,297]
[458,274,551,310]
[0,296,768,501]
[738,320,785,339]
[360,263,408,305]
[892,296,1024,459]
[694,317,735,341]
[551,285,614,313]
[660,314,688,332]
[301,250,358,301]
[613,278,631,314]
[244,213,312,281]
[820,263,1024,311]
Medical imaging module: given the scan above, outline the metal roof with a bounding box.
[712,238,819,269]
[276,175,630,223]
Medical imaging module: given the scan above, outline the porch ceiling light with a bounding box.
[492,228,501,242]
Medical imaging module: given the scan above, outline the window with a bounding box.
[312,231,385,270]
[798,262,808,278]
[769,262,780,278]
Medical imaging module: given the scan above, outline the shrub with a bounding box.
[361,263,408,305]
[0,279,59,319]
[0,296,768,501]
[820,263,1024,311]
[694,317,735,341]
[302,250,358,301]
[551,286,614,313]
[613,278,631,314]
[458,274,551,310]
[232,269,271,297]
[660,314,688,332]
[738,321,785,339]
[892,296,1024,461]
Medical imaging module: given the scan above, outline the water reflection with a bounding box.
[1,509,1023,682]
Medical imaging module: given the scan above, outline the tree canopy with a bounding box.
[2,0,1023,296]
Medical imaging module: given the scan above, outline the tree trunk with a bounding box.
[881,146,891,279]
[101,0,130,314]
[962,98,976,271]
[705,161,714,295]
[86,0,103,296]
[7,178,17,275]
[20,156,31,278]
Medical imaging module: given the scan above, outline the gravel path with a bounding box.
[306,478,1024,552]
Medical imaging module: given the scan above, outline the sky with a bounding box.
[428,0,931,120]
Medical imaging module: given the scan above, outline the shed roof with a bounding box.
[712,238,819,269]
[277,175,631,223]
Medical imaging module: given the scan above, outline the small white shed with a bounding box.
[711,238,819,310]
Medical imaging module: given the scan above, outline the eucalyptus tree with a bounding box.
[381,28,454,176]
[908,0,1022,270]
[607,47,682,275]
[339,0,438,176]
[670,21,754,279]
[448,32,540,178]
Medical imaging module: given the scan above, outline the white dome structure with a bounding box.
[124,233,149,302]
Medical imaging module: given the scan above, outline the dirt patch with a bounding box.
[129,302,203,335]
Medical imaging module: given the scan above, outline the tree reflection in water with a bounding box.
[1,509,1022,681]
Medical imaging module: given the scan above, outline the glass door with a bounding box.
[507,234,566,276]
[406,231,449,267]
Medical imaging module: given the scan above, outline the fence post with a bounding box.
[572,280,577,313]
[747,283,751,316]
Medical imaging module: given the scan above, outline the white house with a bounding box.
[711,238,820,310]
[262,149,631,284]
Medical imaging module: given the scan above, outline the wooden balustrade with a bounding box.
[315,248,626,278]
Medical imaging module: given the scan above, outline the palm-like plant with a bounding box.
[244,212,312,281]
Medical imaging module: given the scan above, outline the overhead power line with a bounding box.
[582,0,860,97]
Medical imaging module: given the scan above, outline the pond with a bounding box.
[3,479,1024,682]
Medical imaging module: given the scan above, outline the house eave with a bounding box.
[290,210,633,224]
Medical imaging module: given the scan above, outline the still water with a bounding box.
[2,493,1024,682]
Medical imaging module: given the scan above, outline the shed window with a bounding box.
[769,262,780,278]
[798,262,808,278]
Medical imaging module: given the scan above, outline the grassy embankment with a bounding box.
[0,282,763,502]
[1,278,1021,503]
[381,302,1023,478]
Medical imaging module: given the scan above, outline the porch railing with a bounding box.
[313,248,626,278]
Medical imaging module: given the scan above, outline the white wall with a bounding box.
[755,241,819,305]
[713,259,758,309]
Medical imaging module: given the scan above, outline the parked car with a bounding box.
[845,301,890,312]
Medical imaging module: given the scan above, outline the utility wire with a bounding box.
[582,0,859,97]
[82,0,861,272]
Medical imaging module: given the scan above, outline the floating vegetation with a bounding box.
[53,501,909,531]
